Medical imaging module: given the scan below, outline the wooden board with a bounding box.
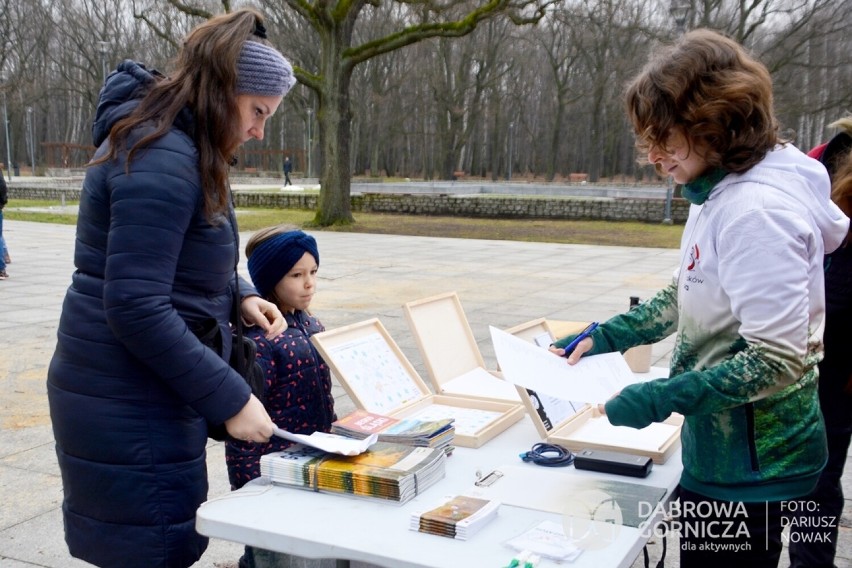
[403,292,520,403]
[516,388,682,464]
[506,318,681,463]
[311,318,524,448]
[402,292,486,389]
[503,318,555,348]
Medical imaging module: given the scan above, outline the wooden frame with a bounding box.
[506,318,681,464]
[515,389,682,464]
[311,318,524,449]
[403,292,521,403]
[502,318,556,347]
[402,292,485,386]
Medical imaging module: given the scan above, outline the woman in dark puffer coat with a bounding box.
[46,9,296,567]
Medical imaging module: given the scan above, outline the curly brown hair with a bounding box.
[625,28,779,175]
[94,8,270,219]
[826,117,852,222]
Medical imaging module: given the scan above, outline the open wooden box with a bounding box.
[502,318,557,348]
[311,318,524,449]
[403,292,521,403]
[505,318,682,464]
[521,397,683,464]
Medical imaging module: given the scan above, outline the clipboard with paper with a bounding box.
[491,325,682,463]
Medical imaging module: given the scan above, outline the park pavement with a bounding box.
[0,218,848,568]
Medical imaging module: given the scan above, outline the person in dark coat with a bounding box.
[282,155,293,185]
[788,118,852,568]
[0,170,7,279]
[46,9,297,568]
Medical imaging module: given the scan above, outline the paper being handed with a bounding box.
[272,427,378,456]
[489,326,637,404]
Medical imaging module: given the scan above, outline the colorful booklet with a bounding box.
[331,409,455,454]
[410,495,500,540]
[260,441,447,504]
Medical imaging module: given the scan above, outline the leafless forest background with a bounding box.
[0,0,849,185]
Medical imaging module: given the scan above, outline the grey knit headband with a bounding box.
[236,41,297,97]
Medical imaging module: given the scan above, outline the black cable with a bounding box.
[519,443,575,467]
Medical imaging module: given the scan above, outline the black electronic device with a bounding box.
[573,448,653,478]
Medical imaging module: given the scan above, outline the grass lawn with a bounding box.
[6,199,683,249]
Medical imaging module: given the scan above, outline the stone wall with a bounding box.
[10,186,689,223]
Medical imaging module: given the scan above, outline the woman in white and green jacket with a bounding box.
[553,29,849,568]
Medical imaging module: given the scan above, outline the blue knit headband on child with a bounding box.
[247,230,319,298]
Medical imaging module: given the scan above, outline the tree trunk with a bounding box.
[313,30,355,226]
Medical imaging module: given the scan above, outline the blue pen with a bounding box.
[561,321,599,357]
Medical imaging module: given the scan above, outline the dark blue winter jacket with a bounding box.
[47,60,255,568]
[225,310,335,489]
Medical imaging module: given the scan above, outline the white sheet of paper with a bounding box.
[490,326,635,404]
[441,366,522,401]
[272,427,378,456]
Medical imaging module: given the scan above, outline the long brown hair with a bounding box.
[94,8,269,219]
[625,28,778,175]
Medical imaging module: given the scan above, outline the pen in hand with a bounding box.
[560,321,599,358]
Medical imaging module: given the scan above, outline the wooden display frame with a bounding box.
[502,318,556,348]
[311,318,524,449]
[505,318,681,464]
[516,389,682,464]
[403,292,521,403]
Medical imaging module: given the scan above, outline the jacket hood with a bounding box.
[91,60,157,147]
[727,144,849,254]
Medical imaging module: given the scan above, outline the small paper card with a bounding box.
[272,427,378,456]
[504,520,583,562]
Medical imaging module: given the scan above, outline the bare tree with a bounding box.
[262,0,554,226]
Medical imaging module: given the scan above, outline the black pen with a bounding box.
[560,321,599,357]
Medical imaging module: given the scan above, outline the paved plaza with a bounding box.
[0,219,848,567]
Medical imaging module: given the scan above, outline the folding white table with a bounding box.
[196,416,682,568]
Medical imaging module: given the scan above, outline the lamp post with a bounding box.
[0,76,11,180]
[662,0,690,224]
[507,122,514,181]
[306,108,313,179]
[26,106,35,175]
[97,41,110,84]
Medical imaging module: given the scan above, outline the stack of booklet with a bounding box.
[331,409,455,455]
[410,495,501,540]
[260,441,447,504]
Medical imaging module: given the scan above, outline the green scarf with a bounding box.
[681,168,728,205]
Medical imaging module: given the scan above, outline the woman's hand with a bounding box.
[548,337,594,365]
[224,394,274,443]
[240,295,285,339]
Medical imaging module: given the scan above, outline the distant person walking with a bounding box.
[283,155,292,185]
[0,170,7,279]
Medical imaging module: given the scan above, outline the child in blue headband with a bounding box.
[226,225,336,568]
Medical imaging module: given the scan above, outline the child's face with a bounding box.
[648,130,709,184]
[272,252,318,313]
